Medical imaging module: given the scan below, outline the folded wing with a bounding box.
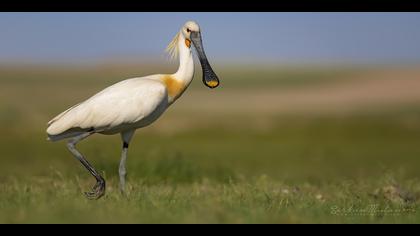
[47,76,167,141]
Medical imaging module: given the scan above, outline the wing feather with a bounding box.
[46,76,167,136]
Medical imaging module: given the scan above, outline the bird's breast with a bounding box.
[161,75,186,102]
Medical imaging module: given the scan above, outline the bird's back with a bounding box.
[47,75,168,141]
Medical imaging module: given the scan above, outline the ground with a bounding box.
[0,64,419,223]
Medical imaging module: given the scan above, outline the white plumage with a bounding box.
[46,21,219,199]
[47,76,168,140]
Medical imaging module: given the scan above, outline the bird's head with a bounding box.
[182,21,220,89]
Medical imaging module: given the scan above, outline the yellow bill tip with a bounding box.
[206,80,219,88]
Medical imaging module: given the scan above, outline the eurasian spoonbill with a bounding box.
[46,21,220,199]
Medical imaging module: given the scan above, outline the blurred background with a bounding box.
[1,13,420,222]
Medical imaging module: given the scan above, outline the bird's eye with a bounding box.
[186,28,191,33]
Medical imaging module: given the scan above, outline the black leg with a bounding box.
[67,132,106,200]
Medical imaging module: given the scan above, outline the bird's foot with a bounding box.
[119,181,126,194]
[84,178,106,200]
[119,186,129,199]
[119,186,125,195]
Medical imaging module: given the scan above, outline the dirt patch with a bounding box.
[176,68,420,115]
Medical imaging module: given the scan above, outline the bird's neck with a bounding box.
[161,32,195,104]
[172,33,194,87]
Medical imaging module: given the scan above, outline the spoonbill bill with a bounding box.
[46,21,220,199]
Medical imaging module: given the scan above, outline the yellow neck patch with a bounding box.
[185,39,191,48]
[161,75,185,100]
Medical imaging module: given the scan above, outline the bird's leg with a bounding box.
[119,142,129,194]
[119,130,135,194]
[66,131,106,200]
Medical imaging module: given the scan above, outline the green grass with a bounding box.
[1,115,420,223]
[1,175,419,223]
[1,65,420,223]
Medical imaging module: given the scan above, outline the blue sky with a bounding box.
[1,13,420,64]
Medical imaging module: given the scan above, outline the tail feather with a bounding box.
[47,128,91,142]
[47,103,81,126]
[46,103,84,141]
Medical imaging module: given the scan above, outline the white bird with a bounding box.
[46,21,220,199]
